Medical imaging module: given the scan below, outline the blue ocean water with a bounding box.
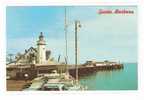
[79,63,137,90]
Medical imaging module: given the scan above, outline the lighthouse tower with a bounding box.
[37,32,46,64]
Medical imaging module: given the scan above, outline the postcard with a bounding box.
[6,6,137,91]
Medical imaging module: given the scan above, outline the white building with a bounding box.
[37,32,46,64]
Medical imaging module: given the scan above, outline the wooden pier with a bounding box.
[7,62,123,80]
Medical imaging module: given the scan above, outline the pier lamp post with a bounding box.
[75,20,81,84]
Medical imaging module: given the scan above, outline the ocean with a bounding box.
[79,63,137,90]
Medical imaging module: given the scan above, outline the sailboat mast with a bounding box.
[64,7,68,74]
[75,21,78,83]
[75,20,81,84]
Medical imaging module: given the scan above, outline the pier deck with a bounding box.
[7,62,123,79]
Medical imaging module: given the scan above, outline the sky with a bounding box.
[6,6,137,63]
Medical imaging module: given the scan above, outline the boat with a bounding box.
[42,83,66,91]
[23,76,46,91]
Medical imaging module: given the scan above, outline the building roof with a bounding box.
[15,47,37,63]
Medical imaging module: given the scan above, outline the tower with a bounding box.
[37,32,46,64]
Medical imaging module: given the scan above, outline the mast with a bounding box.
[75,20,81,84]
[64,7,68,74]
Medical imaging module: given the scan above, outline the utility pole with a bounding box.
[8,53,13,63]
[75,20,81,84]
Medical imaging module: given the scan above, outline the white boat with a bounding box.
[23,77,46,91]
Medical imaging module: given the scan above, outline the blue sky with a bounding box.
[6,6,137,63]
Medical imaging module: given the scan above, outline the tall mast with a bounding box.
[75,21,78,83]
[75,20,81,84]
[64,7,68,74]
